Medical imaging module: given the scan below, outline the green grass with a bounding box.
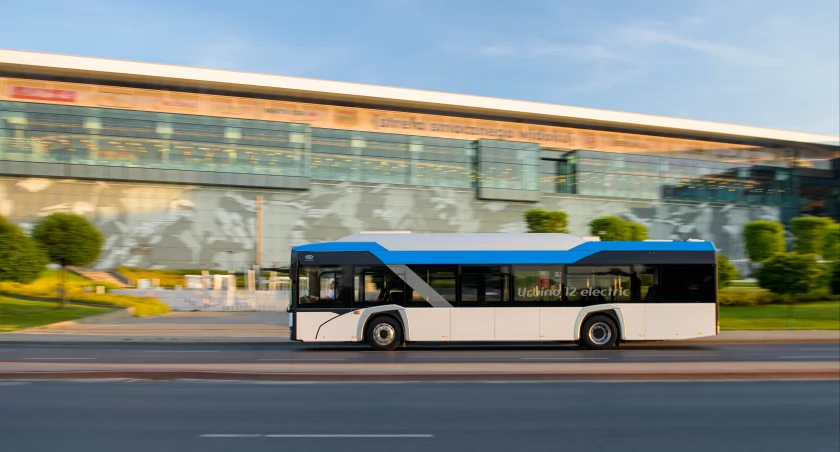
[720,301,840,330]
[0,297,111,332]
[1,271,170,317]
[721,285,769,294]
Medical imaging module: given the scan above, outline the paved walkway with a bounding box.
[0,312,836,344]
[0,312,290,343]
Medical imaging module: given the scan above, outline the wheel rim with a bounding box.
[372,323,396,346]
[588,322,612,345]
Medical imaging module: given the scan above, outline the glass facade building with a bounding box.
[0,51,837,269]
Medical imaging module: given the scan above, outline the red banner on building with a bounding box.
[10,86,77,102]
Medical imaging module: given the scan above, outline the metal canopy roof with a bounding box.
[1,49,837,147]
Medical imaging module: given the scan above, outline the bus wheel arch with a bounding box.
[364,313,405,351]
[579,314,620,349]
[574,307,624,346]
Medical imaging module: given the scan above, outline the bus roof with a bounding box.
[293,233,716,253]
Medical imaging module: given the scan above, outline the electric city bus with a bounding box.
[288,233,718,350]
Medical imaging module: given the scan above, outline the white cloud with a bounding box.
[617,26,783,68]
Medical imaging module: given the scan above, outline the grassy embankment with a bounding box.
[0,270,170,331]
[719,282,839,330]
[0,298,111,332]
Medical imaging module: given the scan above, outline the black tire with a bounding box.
[365,316,403,351]
[580,315,619,350]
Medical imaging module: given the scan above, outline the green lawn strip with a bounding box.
[0,297,111,332]
[2,271,171,317]
[720,302,840,330]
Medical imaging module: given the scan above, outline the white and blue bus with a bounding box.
[289,233,718,350]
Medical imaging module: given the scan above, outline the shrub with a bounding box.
[756,253,820,295]
[524,209,569,233]
[627,221,648,241]
[589,216,648,241]
[791,217,836,256]
[717,254,740,289]
[32,213,105,306]
[588,216,627,241]
[0,215,48,286]
[824,225,840,261]
[742,220,785,263]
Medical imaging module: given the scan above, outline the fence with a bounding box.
[113,289,290,312]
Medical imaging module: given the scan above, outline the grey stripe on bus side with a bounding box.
[387,264,453,308]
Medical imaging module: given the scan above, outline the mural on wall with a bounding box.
[0,176,779,269]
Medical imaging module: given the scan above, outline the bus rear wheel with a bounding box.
[580,315,618,350]
[365,316,403,351]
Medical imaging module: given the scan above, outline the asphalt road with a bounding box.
[0,342,838,364]
[1,380,838,452]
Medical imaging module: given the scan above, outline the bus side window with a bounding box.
[634,265,659,303]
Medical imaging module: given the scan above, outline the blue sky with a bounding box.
[1,0,838,136]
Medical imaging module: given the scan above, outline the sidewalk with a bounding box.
[0,312,836,345]
[2,360,838,381]
[0,312,290,344]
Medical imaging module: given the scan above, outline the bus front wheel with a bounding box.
[365,316,403,351]
[580,315,618,350]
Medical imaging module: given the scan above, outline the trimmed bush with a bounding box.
[743,220,785,263]
[589,216,648,241]
[524,209,569,233]
[791,217,836,256]
[32,213,105,306]
[756,253,820,296]
[627,221,648,241]
[717,254,740,289]
[0,215,48,286]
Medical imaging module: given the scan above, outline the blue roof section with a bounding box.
[293,241,387,252]
[572,241,716,252]
[293,239,716,253]
[372,250,597,265]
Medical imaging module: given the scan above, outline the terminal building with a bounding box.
[1,49,838,270]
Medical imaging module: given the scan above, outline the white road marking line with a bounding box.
[777,355,840,359]
[200,434,263,438]
[264,434,434,438]
[200,434,433,438]
[797,348,840,351]
[258,358,346,361]
[141,351,220,353]
[521,357,609,360]
[23,358,96,360]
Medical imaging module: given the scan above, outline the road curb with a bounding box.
[0,339,836,346]
[0,370,837,381]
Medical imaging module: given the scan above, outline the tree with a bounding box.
[589,216,629,241]
[524,208,569,233]
[823,224,840,261]
[791,217,835,256]
[756,253,820,296]
[0,215,48,323]
[742,220,785,263]
[717,253,740,289]
[31,213,104,307]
